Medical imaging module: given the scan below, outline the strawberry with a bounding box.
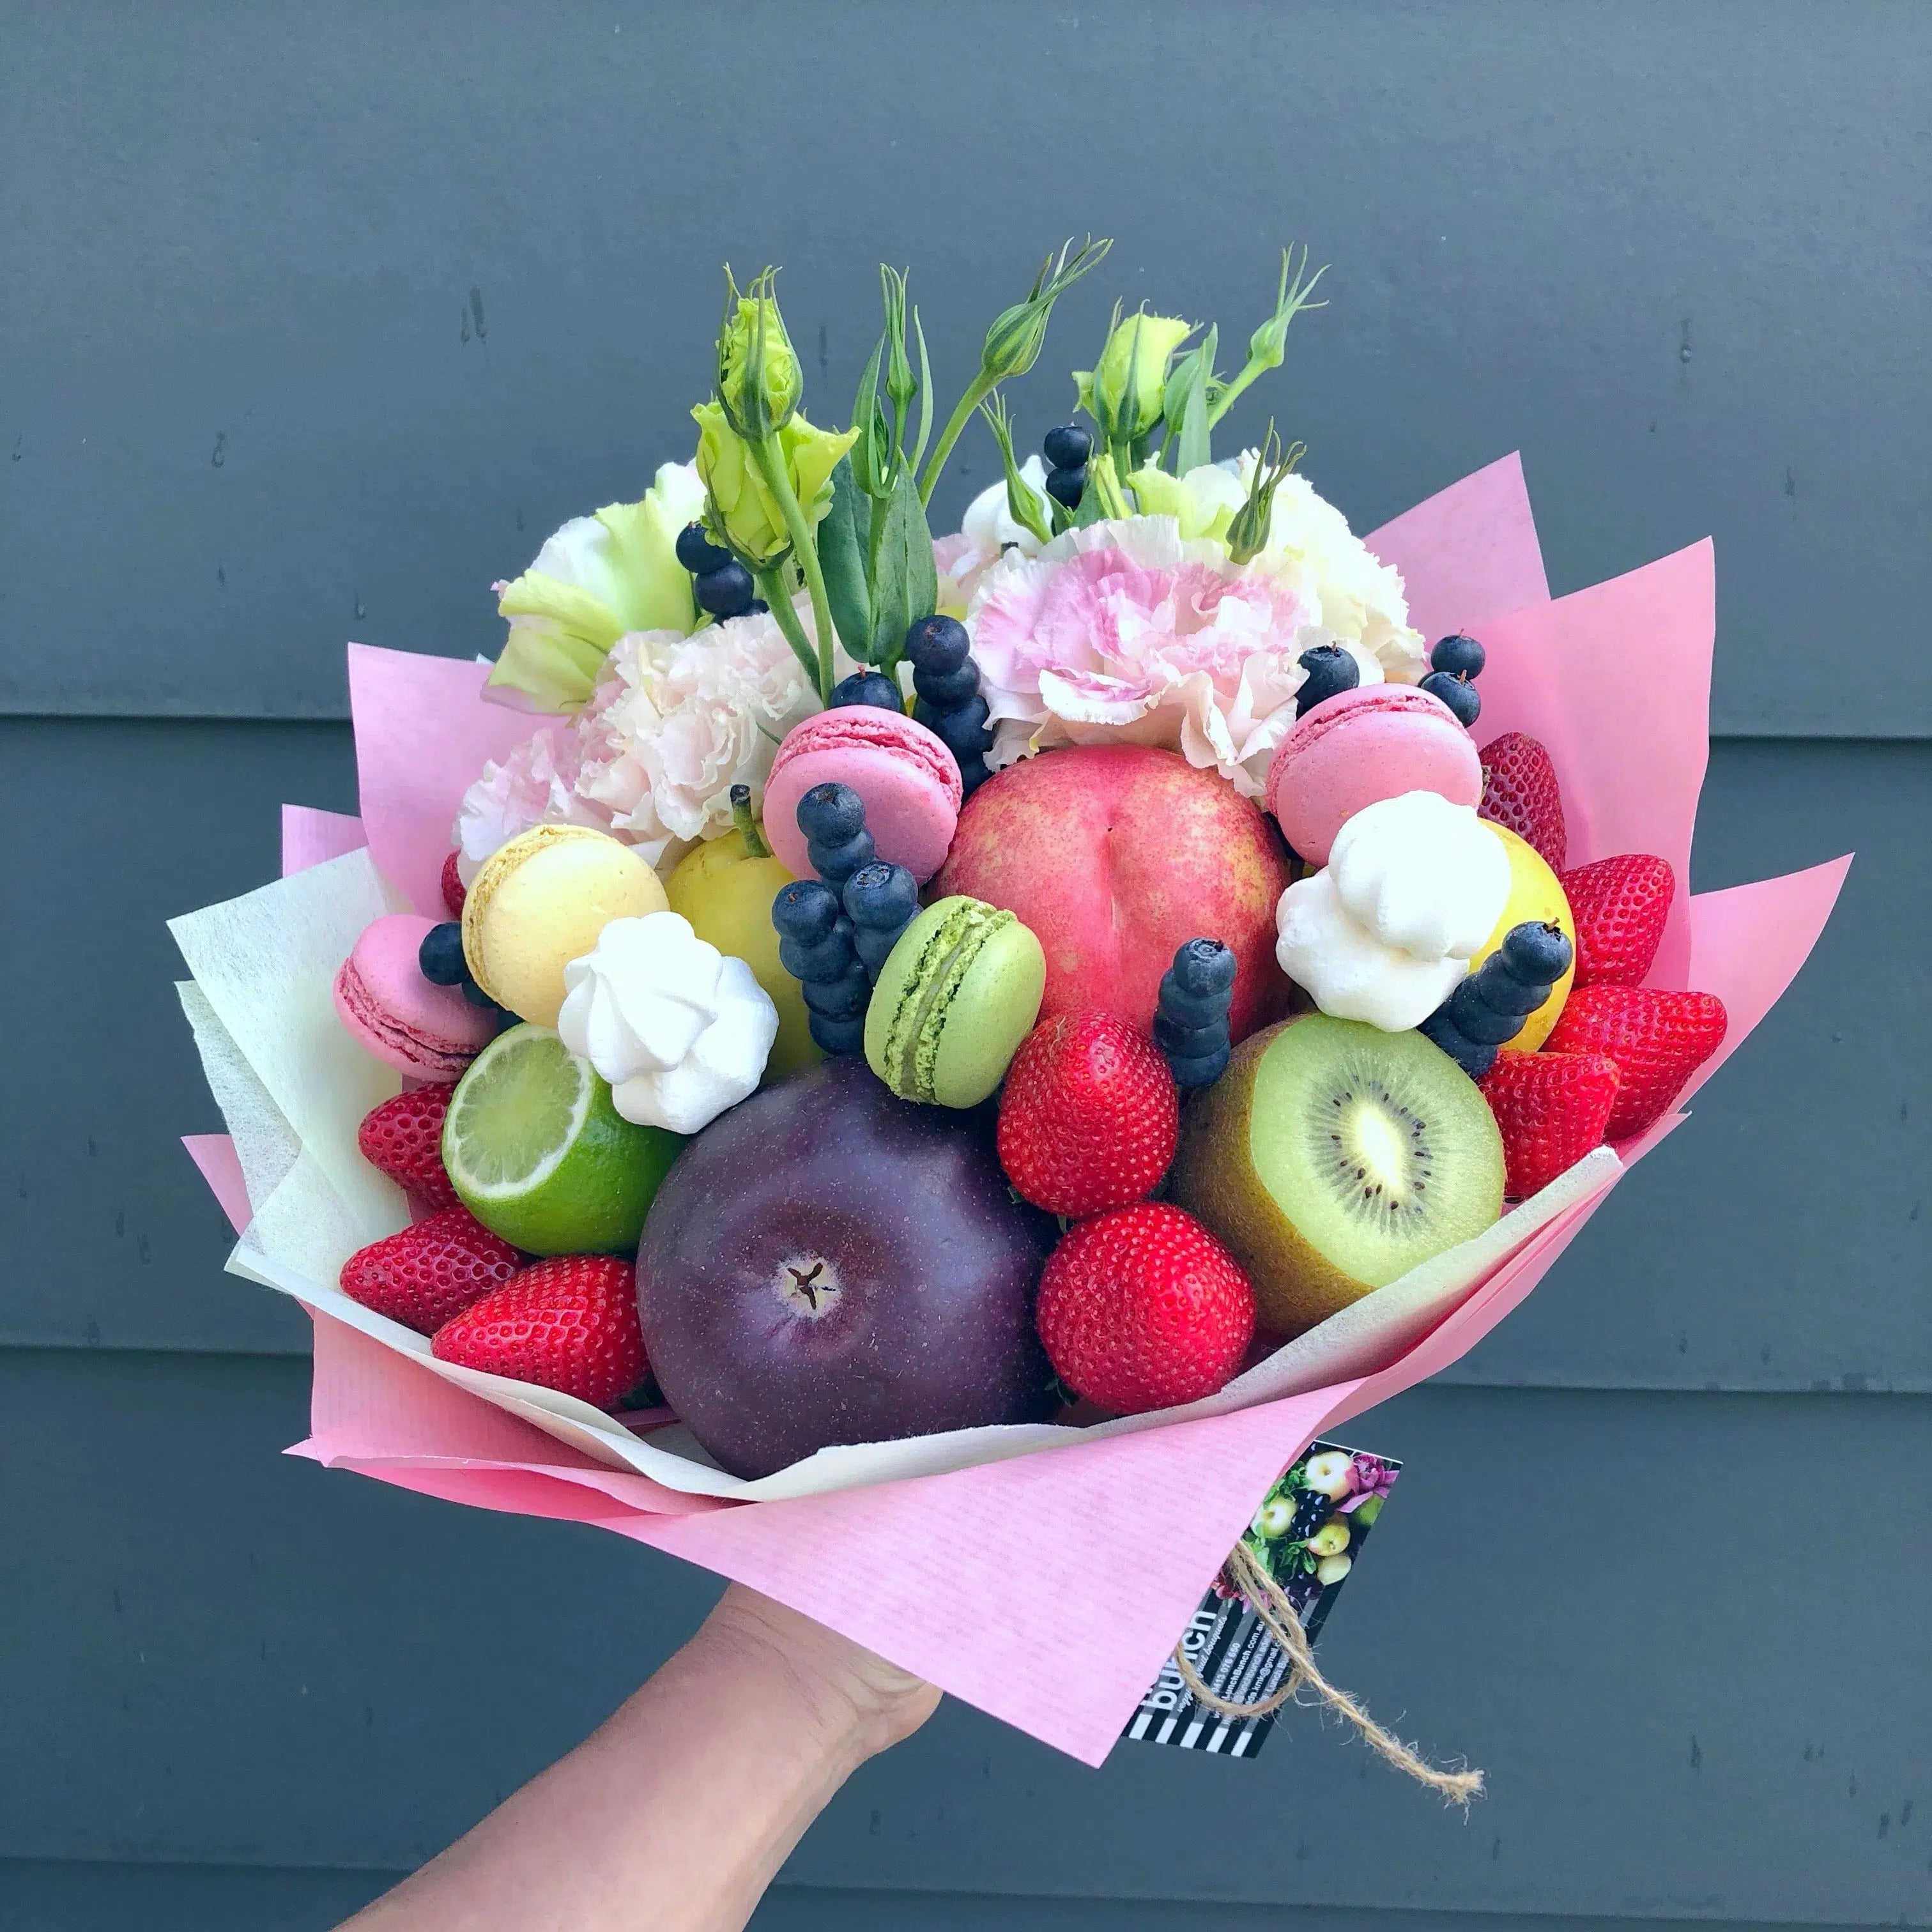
[432,1255,647,1410]
[997,1013,1179,1217]
[1543,985,1728,1138]
[356,1087,458,1208]
[1478,731,1567,870]
[440,848,466,919]
[1035,1202,1254,1416]
[339,1205,524,1334]
[1478,1050,1621,1198]
[1560,852,1675,988]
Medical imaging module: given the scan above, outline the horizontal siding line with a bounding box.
[0,1862,1916,1932]
[0,710,1928,746]
[2,1336,1926,1403]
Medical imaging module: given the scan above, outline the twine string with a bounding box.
[1170,1541,1485,1805]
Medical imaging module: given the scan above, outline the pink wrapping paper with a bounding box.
[345,645,530,917]
[196,457,1847,1766]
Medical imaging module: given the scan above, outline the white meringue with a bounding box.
[1275,793,1512,1032]
[556,911,777,1134]
[1328,792,1512,961]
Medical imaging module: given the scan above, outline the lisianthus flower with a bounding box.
[968,516,1339,795]
[487,462,707,714]
[452,724,613,884]
[692,404,858,569]
[1128,457,1426,682]
[933,456,1054,610]
[574,602,854,870]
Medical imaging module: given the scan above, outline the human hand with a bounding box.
[694,1583,941,1768]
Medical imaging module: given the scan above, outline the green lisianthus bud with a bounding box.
[716,268,803,441]
[1075,309,1193,448]
[693,402,859,569]
[979,236,1112,385]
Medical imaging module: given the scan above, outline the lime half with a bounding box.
[443,1025,682,1255]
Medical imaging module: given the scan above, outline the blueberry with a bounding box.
[418,921,468,986]
[694,560,756,618]
[780,926,857,983]
[903,615,970,674]
[808,829,877,885]
[1469,954,1548,1016]
[1154,1010,1230,1059]
[1294,643,1360,716]
[843,862,920,931]
[795,783,866,848]
[920,694,995,759]
[675,522,734,575]
[1419,669,1482,728]
[1170,937,1238,999]
[1167,1044,1231,1091]
[1418,1006,1497,1079]
[1430,632,1486,680]
[829,670,903,712]
[1044,464,1086,509]
[1043,425,1093,470]
[956,753,991,797]
[801,963,870,1019]
[1499,919,1573,986]
[770,878,842,945]
[853,923,907,979]
[1158,977,1228,1032]
[1446,976,1527,1046]
[807,1011,868,1057]
[745,598,769,614]
[913,660,981,711]
[460,975,500,1009]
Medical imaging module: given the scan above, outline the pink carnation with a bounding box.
[452,723,611,883]
[968,518,1356,795]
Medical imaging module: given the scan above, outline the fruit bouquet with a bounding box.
[172,243,1846,1779]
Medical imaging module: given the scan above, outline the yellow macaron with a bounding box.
[462,825,666,1027]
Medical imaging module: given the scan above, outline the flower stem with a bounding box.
[918,376,995,507]
[756,567,822,689]
[754,436,838,703]
[729,783,771,858]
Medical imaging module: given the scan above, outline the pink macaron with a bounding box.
[1264,684,1482,866]
[763,707,963,884]
[333,914,498,1082]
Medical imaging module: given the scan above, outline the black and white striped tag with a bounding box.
[1124,1438,1400,1760]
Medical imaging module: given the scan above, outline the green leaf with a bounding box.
[910,307,934,475]
[816,456,874,663]
[868,466,938,672]
[849,334,891,499]
[1167,324,1217,473]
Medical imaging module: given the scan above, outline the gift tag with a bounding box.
[1125,1439,1400,1760]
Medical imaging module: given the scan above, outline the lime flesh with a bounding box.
[443,1025,683,1255]
[1249,1015,1503,1289]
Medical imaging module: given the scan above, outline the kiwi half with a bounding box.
[1170,1014,1504,1338]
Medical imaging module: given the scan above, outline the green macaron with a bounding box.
[864,896,1046,1108]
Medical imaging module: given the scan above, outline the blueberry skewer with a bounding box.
[1420,920,1573,1078]
[1154,938,1238,1089]
[416,918,515,1024]
[1041,424,1090,516]
[903,615,996,797]
[1419,632,1485,729]
[772,880,867,1055]
[675,521,767,622]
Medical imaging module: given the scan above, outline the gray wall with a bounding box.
[3,3,1927,1928]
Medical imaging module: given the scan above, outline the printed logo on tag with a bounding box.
[1125,1438,1400,1760]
